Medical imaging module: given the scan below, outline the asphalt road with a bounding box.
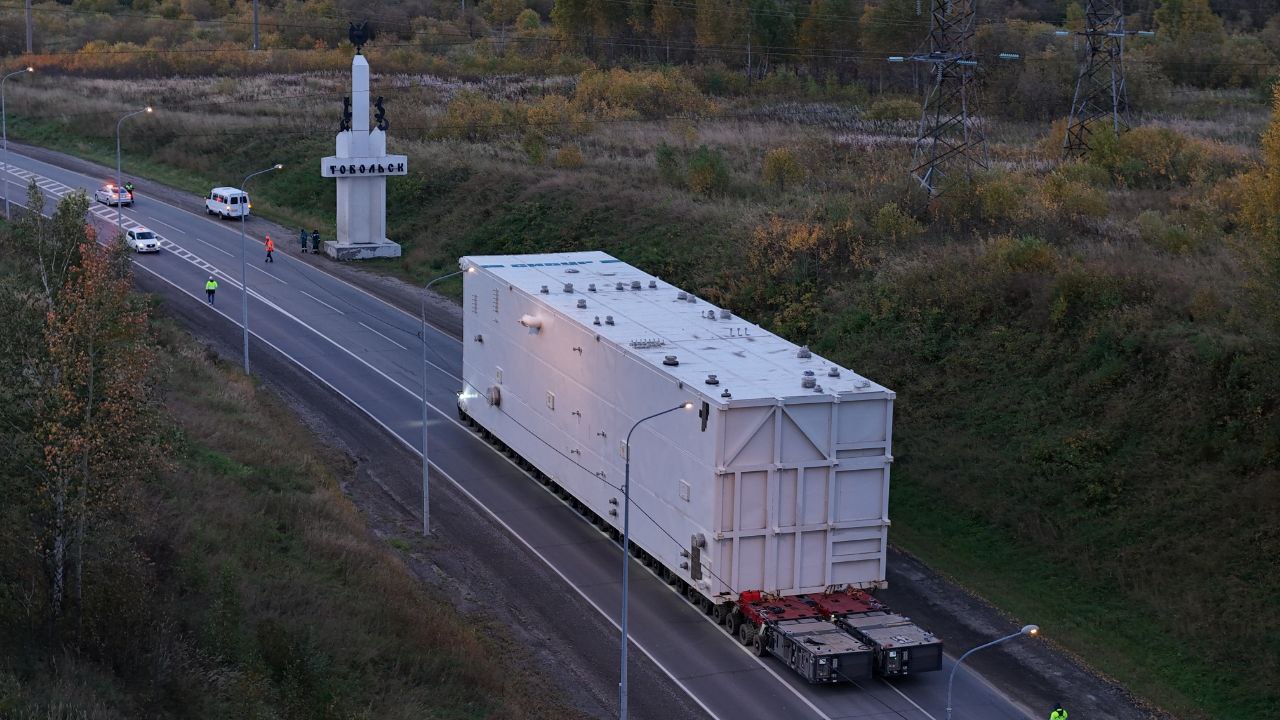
[3,149,1035,720]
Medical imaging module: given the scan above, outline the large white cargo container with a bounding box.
[457,251,895,605]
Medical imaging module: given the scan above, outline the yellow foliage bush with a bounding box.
[1039,170,1107,220]
[436,91,523,141]
[761,148,806,190]
[571,68,713,120]
[871,202,922,242]
[553,144,584,168]
[526,94,591,137]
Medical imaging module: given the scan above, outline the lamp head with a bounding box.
[144,106,153,113]
[25,66,33,73]
[682,402,694,410]
[1022,624,1040,636]
[273,163,283,170]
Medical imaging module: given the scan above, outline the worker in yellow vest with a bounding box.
[1050,703,1067,720]
[205,276,218,304]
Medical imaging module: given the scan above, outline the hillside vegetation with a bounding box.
[0,188,574,719]
[1,0,1277,718]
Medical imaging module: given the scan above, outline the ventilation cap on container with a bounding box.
[705,374,719,385]
[797,345,812,359]
[576,299,587,309]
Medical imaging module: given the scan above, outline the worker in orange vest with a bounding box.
[264,234,275,263]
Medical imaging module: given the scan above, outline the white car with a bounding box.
[124,227,160,253]
[94,184,132,206]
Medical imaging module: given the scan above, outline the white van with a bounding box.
[206,187,251,219]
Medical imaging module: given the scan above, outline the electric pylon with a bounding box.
[1063,0,1129,153]
[910,0,987,194]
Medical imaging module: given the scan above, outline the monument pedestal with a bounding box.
[323,239,403,261]
[321,53,406,261]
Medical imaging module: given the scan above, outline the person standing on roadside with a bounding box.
[1049,703,1068,720]
[310,229,320,252]
[265,234,275,263]
[299,227,308,253]
[205,276,218,304]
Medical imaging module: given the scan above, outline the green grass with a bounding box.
[890,483,1261,718]
[0,318,575,719]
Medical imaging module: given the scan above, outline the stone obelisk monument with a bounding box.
[321,31,405,261]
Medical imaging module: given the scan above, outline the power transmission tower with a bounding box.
[1063,0,1130,154]
[909,0,987,194]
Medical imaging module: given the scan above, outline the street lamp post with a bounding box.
[2,66,33,220]
[238,163,282,374]
[114,106,152,238]
[620,402,692,720]
[420,269,463,537]
[945,624,1040,720]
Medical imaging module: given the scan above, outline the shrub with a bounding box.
[1088,125,1245,188]
[989,235,1058,273]
[522,131,546,165]
[526,93,589,137]
[871,202,922,242]
[1039,170,1107,220]
[1136,210,1196,254]
[1053,160,1112,188]
[686,145,730,195]
[655,142,682,186]
[864,98,921,121]
[975,171,1033,223]
[761,148,805,190]
[553,144,584,168]
[436,91,521,141]
[572,68,712,120]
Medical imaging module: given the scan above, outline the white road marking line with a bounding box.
[249,264,289,284]
[358,321,409,350]
[879,679,939,720]
[150,218,187,235]
[187,235,235,257]
[298,289,345,315]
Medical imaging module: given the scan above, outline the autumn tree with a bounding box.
[487,0,527,42]
[651,0,690,61]
[797,0,860,75]
[0,188,164,628]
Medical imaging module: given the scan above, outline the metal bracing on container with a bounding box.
[457,251,895,604]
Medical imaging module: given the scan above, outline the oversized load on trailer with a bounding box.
[457,251,895,606]
[455,251,940,685]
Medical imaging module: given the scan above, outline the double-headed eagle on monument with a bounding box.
[349,20,374,54]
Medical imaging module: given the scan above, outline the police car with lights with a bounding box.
[94,184,132,206]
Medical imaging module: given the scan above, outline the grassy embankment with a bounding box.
[1,310,574,719]
[6,71,1278,719]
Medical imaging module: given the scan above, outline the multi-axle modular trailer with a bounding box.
[455,251,941,684]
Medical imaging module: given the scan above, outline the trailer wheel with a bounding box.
[752,630,767,657]
[714,603,730,626]
[699,596,714,615]
[737,622,754,646]
[725,609,742,635]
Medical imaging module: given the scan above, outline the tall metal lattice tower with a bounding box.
[910,0,987,193]
[1064,0,1129,153]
